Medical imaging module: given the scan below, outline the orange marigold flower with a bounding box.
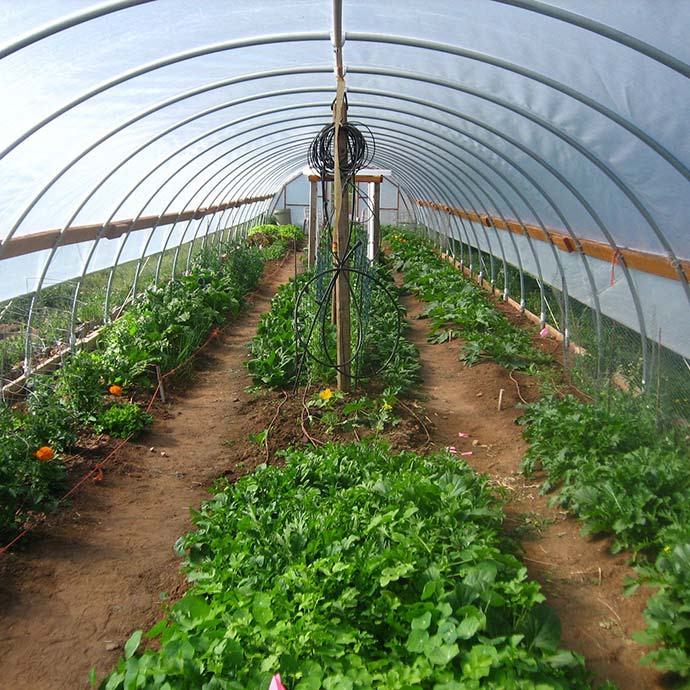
[108,384,123,396]
[319,388,333,401]
[35,446,55,462]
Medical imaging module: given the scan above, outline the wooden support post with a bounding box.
[308,179,317,268]
[367,181,381,261]
[155,365,167,403]
[333,83,351,392]
[373,182,381,260]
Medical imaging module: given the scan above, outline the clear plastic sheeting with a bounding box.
[0,0,688,394]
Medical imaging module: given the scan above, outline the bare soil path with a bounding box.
[0,256,299,690]
[399,289,661,690]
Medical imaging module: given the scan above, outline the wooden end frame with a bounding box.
[308,174,384,184]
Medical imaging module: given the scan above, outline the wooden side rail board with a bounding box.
[0,195,273,261]
[415,198,690,283]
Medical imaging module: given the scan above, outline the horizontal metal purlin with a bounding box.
[416,198,690,283]
[0,195,272,261]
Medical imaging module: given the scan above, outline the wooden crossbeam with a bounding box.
[308,174,384,183]
[0,195,273,261]
[416,199,690,283]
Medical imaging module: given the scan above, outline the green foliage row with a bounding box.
[357,259,421,392]
[0,240,190,377]
[518,391,690,679]
[386,228,690,679]
[387,232,550,371]
[247,272,312,389]
[101,441,602,690]
[247,259,420,393]
[249,223,304,243]
[632,540,690,679]
[96,245,264,382]
[0,400,68,539]
[518,392,684,554]
[0,241,272,542]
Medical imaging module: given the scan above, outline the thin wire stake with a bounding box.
[155,365,166,403]
[656,328,662,424]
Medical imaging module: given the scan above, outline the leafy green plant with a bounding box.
[0,239,268,542]
[55,350,113,421]
[277,224,304,242]
[356,260,421,391]
[0,402,66,540]
[248,259,420,393]
[249,428,269,451]
[518,389,690,678]
[518,392,685,554]
[388,232,549,371]
[24,375,79,450]
[629,538,690,679]
[93,402,153,439]
[248,223,304,248]
[260,237,292,260]
[247,273,308,388]
[93,243,262,380]
[305,387,402,435]
[101,441,598,689]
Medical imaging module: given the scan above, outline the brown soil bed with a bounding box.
[0,252,664,690]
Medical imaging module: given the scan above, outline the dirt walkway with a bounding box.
[0,256,299,690]
[399,290,660,690]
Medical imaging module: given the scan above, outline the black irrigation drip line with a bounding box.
[307,118,375,230]
[297,117,400,388]
[293,263,403,388]
[306,120,375,180]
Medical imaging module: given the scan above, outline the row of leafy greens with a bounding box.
[387,232,549,372]
[519,392,690,680]
[1,240,277,541]
[387,228,690,682]
[247,257,420,394]
[101,441,602,690]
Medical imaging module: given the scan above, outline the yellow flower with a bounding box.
[381,402,393,411]
[664,545,672,553]
[35,446,55,462]
[319,388,333,401]
[108,384,123,396]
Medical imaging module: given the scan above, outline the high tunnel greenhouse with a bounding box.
[1,2,690,690]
